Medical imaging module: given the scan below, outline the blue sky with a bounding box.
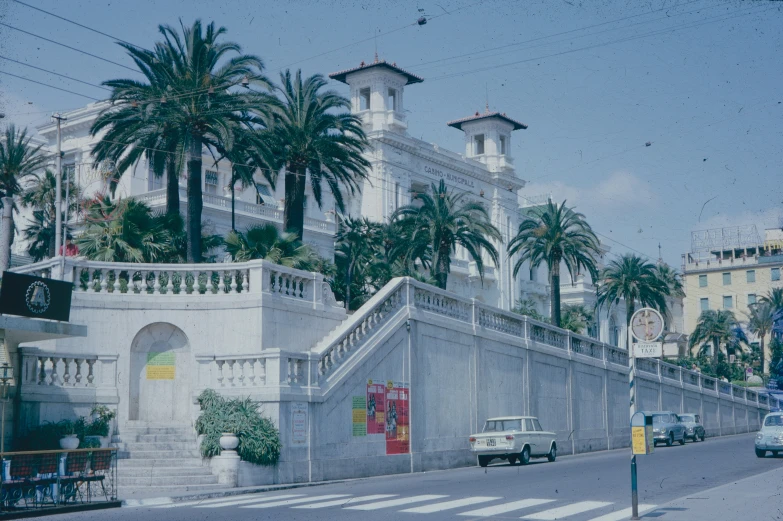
[1,0,781,268]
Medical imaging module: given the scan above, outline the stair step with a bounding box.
[121,467,214,477]
[134,434,195,443]
[120,426,195,436]
[119,484,232,496]
[118,475,220,487]
[118,458,206,468]
[121,450,202,459]
[116,442,198,451]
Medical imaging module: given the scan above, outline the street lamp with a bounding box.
[0,363,11,455]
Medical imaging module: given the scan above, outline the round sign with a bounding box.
[630,308,664,342]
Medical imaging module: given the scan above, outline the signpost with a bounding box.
[628,307,664,520]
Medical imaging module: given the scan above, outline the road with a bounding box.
[57,433,783,521]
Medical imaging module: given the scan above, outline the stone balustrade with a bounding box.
[20,349,118,390]
[13,258,342,310]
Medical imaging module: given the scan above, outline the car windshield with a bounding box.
[652,415,667,424]
[764,415,783,427]
[483,420,523,432]
[679,415,695,422]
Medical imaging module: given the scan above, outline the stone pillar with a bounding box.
[210,450,240,487]
[0,197,13,274]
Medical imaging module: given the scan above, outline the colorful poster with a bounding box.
[291,402,308,445]
[385,381,410,455]
[366,380,386,435]
[146,352,175,380]
[352,396,367,436]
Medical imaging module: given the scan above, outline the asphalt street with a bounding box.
[50,433,783,521]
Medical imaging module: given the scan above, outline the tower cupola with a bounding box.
[447,108,527,173]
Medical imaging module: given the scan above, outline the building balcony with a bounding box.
[135,188,336,235]
[520,279,548,297]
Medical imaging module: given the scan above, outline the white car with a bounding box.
[469,416,557,467]
[755,412,783,458]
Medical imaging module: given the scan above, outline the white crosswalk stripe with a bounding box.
[522,501,613,520]
[584,504,656,521]
[240,494,352,509]
[401,496,501,514]
[153,493,302,509]
[193,494,309,508]
[459,499,556,517]
[345,495,449,510]
[293,495,398,509]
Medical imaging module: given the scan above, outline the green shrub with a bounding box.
[81,437,102,449]
[195,389,281,466]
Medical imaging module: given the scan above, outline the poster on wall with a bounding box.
[352,396,367,436]
[291,402,308,445]
[385,381,410,455]
[366,380,386,435]
[146,352,175,380]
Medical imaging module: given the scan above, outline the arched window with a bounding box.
[609,316,620,347]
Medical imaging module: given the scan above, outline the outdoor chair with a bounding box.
[85,451,112,501]
[59,452,90,504]
[3,455,37,508]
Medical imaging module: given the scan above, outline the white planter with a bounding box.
[59,435,80,450]
[219,433,239,451]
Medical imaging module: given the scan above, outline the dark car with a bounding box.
[678,413,705,442]
[643,411,687,446]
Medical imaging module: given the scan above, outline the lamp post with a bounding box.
[0,362,12,455]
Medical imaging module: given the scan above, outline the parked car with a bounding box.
[755,412,783,458]
[643,411,687,446]
[469,416,557,467]
[678,413,706,442]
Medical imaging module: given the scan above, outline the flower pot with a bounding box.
[219,433,239,451]
[84,435,109,448]
[59,435,80,450]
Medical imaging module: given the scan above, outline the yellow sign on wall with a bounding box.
[146,352,175,380]
[632,426,655,455]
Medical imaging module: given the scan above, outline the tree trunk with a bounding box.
[231,172,236,232]
[550,269,561,328]
[283,166,306,241]
[166,155,180,217]
[186,136,203,263]
[762,335,768,375]
[48,227,56,259]
[434,246,450,290]
[0,197,14,274]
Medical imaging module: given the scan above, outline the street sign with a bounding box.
[630,308,664,342]
[633,342,663,358]
[631,412,654,455]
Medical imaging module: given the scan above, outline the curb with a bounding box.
[1,501,122,519]
[121,480,347,507]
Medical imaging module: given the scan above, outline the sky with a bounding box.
[0,0,781,268]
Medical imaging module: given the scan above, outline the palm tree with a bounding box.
[394,179,501,290]
[264,70,371,241]
[560,304,595,335]
[0,125,49,271]
[597,254,671,330]
[76,197,174,263]
[747,301,774,374]
[334,217,385,310]
[96,20,273,262]
[761,288,783,312]
[511,298,545,322]
[21,169,80,260]
[689,309,743,371]
[223,223,326,271]
[654,263,685,298]
[508,200,600,327]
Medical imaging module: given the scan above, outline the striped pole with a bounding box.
[628,321,639,520]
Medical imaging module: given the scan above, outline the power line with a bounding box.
[10,0,151,52]
[0,70,101,101]
[0,22,138,73]
[0,55,111,91]
[410,0,709,72]
[428,3,771,82]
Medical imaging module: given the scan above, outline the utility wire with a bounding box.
[10,0,151,52]
[0,54,111,91]
[0,22,138,72]
[0,70,101,101]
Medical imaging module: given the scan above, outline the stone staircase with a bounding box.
[114,424,228,497]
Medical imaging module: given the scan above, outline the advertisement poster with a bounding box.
[291,402,308,445]
[366,380,386,435]
[352,396,367,436]
[385,381,410,455]
[146,352,175,380]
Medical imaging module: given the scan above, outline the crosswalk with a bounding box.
[149,492,657,520]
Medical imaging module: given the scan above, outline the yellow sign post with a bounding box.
[631,413,654,455]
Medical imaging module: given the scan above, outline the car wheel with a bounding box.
[700,433,705,442]
[478,455,490,467]
[508,455,517,465]
[755,448,766,458]
[773,451,779,457]
[679,434,686,446]
[666,433,674,447]
[520,446,531,465]
[547,444,557,462]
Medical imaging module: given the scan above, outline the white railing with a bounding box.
[135,188,336,233]
[20,349,118,389]
[196,355,267,389]
[13,258,343,309]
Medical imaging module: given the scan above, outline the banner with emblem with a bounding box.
[0,271,73,322]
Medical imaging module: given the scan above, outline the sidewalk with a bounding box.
[649,465,783,520]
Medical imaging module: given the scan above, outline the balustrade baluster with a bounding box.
[166,271,174,294]
[227,360,235,386]
[218,272,226,293]
[99,271,108,293]
[86,360,95,386]
[62,358,71,385]
[216,360,225,386]
[230,271,238,294]
[74,359,83,386]
[38,356,46,385]
[152,271,161,294]
[113,270,121,293]
[177,270,185,294]
[49,357,58,385]
[243,269,250,293]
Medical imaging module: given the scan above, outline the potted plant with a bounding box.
[85,406,116,448]
[58,420,80,450]
[219,415,243,452]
